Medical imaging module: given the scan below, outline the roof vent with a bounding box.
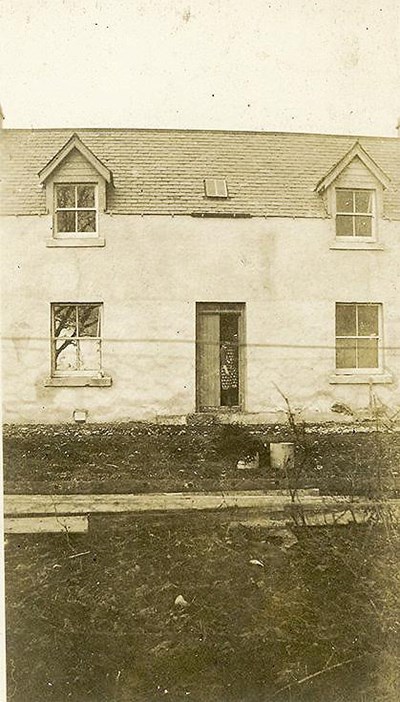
[204,178,228,198]
[396,118,400,137]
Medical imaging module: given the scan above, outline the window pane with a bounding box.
[357,338,378,368]
[54,339,78,371]
[336,214,353,236]
[355,216,372,237]
[53,305,77,338]
[336,304,356,336]
[336,190,353,212]
[78,339,101,371]
[77,185,95,208]
[336,338,356,369]
[358,304,379,336]
[57,211,76,233]
[355,191,372,213]
[78,305,100,337]
[77,210,96,232]
[56,185,75,208]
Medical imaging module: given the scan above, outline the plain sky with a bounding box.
[0,0,400,135]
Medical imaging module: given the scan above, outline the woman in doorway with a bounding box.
[220,332,239,407]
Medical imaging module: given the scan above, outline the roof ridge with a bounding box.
[1,127,399,140]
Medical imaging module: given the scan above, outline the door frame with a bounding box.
[195,302,246,412]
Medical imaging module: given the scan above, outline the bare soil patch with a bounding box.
[5,513,399,701]
[3,422,400,495]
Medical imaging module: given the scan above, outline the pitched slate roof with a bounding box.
[1,128,399,218]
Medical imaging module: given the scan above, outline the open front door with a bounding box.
[196,303,245,411]
[196,311,220,409]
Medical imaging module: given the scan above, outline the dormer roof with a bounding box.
[315,141,391,193]
[38,133,112,184]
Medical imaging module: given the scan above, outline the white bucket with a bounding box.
[270,442,295,475]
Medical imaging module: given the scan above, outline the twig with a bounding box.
[273,654,366,697]
[8,657,17,700]
[50,495,74,552]
[273,384,311,501]
[67,550,91,559]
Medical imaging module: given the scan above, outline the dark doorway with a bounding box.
[196,303,245,411]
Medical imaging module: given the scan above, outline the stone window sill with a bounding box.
[46,238,105,248]
[45,376,112,387]
[329,372,392,385]
[330,240,384,251]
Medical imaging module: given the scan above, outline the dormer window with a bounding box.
[55,184,97,237]
[204,179,228,198]
[315,142,390,250]
[335,189,375,238]
[39,133,112,248]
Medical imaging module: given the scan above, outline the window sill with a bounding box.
[330,240,384,251]
[329,372,392,385]
[46,238,105,248]
[198,406,242,413]
[45,376,112,387]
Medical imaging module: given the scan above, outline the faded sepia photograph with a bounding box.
[1,1,399,700]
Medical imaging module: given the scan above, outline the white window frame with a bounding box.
[334,188,376,241]
[335,302,382,375]
[204,179,228,198]
[51,302,104,378]
[54,184,98,239]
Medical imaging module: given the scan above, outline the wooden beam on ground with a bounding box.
[4,492,324,516]
[4,516,88,534]
[4,493,399,523]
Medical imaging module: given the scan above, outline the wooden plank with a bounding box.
[6,493,390,515]
[4,493,319,515]
[3,495,399,529]
[4,515,88,534]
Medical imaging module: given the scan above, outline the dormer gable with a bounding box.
[38,133,112,185]
[315,141,390,194]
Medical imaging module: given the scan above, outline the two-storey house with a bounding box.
[1,124,399,424]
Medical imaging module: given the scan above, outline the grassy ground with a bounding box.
[5,513,400,702]
[3,422,400,495]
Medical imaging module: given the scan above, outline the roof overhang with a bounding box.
[315,141,391,193]
[38,133,112,184]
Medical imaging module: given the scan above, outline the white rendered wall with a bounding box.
[2,213,400,423]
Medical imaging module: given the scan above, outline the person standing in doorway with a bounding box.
[220,331,239,406]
